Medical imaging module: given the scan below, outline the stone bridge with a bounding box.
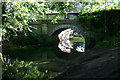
[30,12,91,47]
[31,12,90,38]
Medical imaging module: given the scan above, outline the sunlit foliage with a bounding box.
[2,56,46,79]
[1,1,119,40]
[78,1,119,15]
[2,2,46,40]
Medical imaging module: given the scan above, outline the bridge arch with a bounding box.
[50,24,92,49]
[50,24,88,38]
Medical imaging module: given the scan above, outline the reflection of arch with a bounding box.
[50,24,91,48]
[50,24,89,38]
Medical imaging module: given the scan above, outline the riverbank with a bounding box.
[56,45,120,79]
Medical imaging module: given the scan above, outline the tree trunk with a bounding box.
[0,2,2,80]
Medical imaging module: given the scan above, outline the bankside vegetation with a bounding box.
[1,1,120,79]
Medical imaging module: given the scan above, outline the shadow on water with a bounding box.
[3,44,84,73]
[2,28,86,78]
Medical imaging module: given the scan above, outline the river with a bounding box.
[3,44,84,78]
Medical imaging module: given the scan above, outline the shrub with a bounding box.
[2,56,47,80]
[94,35,120,49]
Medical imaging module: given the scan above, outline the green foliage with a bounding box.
[48,2,73,23]
[2,2,46,40]
[79,10,120,36]
[79,10,120,48]
[78,2,119,16]
[2,1,119,47]
[47,2,73,13]
[94,35,120,49]
[2,2,74,41]
[68,30,85,52]
[70,37,85,42]
[2,56,47,79]
[9,32,55,46]
[51,15,60,23]
[70,36,85,48]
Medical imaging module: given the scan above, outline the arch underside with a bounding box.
[50,24,89,38]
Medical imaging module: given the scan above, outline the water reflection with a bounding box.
[3,41,84,79]
[58,28,73,53]
[3,45,81,73]
[58,28,85,53]
[76,46,85,52]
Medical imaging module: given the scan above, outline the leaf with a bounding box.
[28,28,32,32]
[56,15,60,19]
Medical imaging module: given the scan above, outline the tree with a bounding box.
[1,1,119,41]
[2,2,74,40]
[77,1,119,15]
[2,2,46,40]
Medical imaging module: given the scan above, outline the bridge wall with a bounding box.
[31,13,81,35]
[30,13,91,47]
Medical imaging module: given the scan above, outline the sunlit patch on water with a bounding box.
[76,46,85,52]
[58,28,85,53]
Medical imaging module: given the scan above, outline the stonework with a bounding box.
[30,13,90,43]
[42,24,47,34]
[69,14,78,20]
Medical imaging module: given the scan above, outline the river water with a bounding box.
[3,28,86,78]
[3,45,83,74]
